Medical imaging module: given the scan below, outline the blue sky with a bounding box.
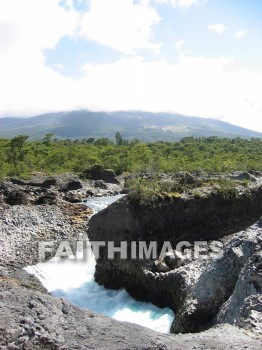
[0,0,261,131]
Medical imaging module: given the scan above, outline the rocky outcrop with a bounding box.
[171,221,262,334]
[1,175,261,349]
[216,244,262,337]
[1,173,123,207]
[1,279,261,350]
[4,189,29,205]
[89,184,262,246]
[0,201,93,275]
[81,165,120,184]
[88,183,262,336]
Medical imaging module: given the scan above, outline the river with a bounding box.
[26,194,175,334]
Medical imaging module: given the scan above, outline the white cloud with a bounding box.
[78,56,262,131]
[208,24,226,34]
[154,0,207,9]
[2,47,262,131]
[175,40,184,50]
[235,30,246,39]
[0,0,78,53]
[78,0,161,54]
[0,0,262,133]
[0,0,79,115]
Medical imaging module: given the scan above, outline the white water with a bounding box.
[26,195,175,334]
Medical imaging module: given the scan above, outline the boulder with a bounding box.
[94,180,108,189]
[153,259,171,273]
[63,192,82,203]
[86,189,96,197]
[65,179,83,191]
[164,251,185,270]
[35,193,56,205]
[81,165,120,184]
[54,174,83,191]
[5,190,28,205]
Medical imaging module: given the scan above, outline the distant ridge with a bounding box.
[0,110,261,141]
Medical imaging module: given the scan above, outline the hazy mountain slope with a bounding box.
[0,110,261,141]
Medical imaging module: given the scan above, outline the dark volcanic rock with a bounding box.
[55,174,83,191]
[89,184,262,246]
[88,184,262,336]
[1,175,261,349]
[11,174,57,188]
[63,192,82,203]
[65,179,83,191]
[4,190,28,205]
[94,179,108,189]
[82,165,120,184]
[35,193,57,205]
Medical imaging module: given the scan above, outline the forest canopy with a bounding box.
[0,134,261,179]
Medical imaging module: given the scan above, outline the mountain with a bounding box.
[0,110,261,141]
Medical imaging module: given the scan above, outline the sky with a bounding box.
[0,0,262,132]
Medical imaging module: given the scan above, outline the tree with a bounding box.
[94,138,114,146]
[42,133,54,146]
[115,131,123,146]
[8,135,29,174]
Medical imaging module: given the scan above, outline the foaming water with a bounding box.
[25,195,175,334]
[83,194,124,213]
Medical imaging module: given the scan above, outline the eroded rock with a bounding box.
[88,185,262,337]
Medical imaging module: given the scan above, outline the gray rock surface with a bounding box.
[81,165,120,184]
[0,201,92,274]
[172,220,262,334]
[0,280,261,350]
[216,245,262,337]
[88,184,262,337]
[1,175,261,349]
[5,173,123,206]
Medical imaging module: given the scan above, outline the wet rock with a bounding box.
[40,178,57,188]
[0,199,92,272]
[86,189,95,197]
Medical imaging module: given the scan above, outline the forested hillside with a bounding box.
[1,111,261,141]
